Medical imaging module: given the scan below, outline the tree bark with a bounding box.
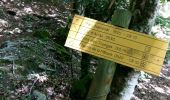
[108,0,159,100]
[130,0,159,34]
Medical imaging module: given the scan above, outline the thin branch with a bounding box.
[108,0,116,10]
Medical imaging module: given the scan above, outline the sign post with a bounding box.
[65,9,168,99]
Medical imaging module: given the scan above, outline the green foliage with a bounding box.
[33,29,50,41]
[116,0,129,9]
[70,74,93,100]
[22,15,39,22]
[54,27,69,45]
[156,17,170,28]
[57,27,68,37]
[38,63,55,71]
[160,0,170,3]
[54,43,68,55]
[160,0,166,3]
[74,0,110,21]
[155,16,170,62]
[32,90,46,100]
[0,96,4,100]
[165,43,170,63]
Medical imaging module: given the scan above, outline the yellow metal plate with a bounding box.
[65,15,169,76]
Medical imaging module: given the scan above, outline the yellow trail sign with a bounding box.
[65,15,169,76]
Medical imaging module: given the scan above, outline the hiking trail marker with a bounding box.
[65,15,169,76]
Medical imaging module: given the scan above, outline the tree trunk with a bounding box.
[130,0,159,34]
[87,9,132,100]
[108,0,159,100]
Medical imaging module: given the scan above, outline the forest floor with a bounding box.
[0,0,170,100]
[131,64,170,100]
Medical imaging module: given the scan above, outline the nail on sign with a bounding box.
[65,15,169,76]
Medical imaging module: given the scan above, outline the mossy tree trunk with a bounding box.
[70,0,111,99]
[87,9,132,100]
[108,0,159,100]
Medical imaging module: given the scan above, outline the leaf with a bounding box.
[54,43,68,54]
[160,0,166,3]
[0,96,4,100]
[33,29,50,41]
[38,63,55,71]
[32,90,46,100]
[156,17,170,28]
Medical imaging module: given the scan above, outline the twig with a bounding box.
[28,79,38,96]
[12,60,15,75]
[108,0,115,10]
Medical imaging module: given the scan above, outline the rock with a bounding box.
[26,29,33,33]
[151,25,170,40]
[23,7,33,14]
[0,19,8,28]
[141,91,146,95]
[155,32,170,40]
[0,28,3,32]
[154,86,165,94]
[2,0,7,2]
[3,30,14,34]
[168,60,170,65]
[159,2,170,18]
[13,28,22,34]
[46,87,54,96]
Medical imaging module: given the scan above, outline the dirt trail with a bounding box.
[131,64,170,100]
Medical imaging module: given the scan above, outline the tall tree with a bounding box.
[70,0,111,99]
[70,0,160,99]
[108,0,159,100]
